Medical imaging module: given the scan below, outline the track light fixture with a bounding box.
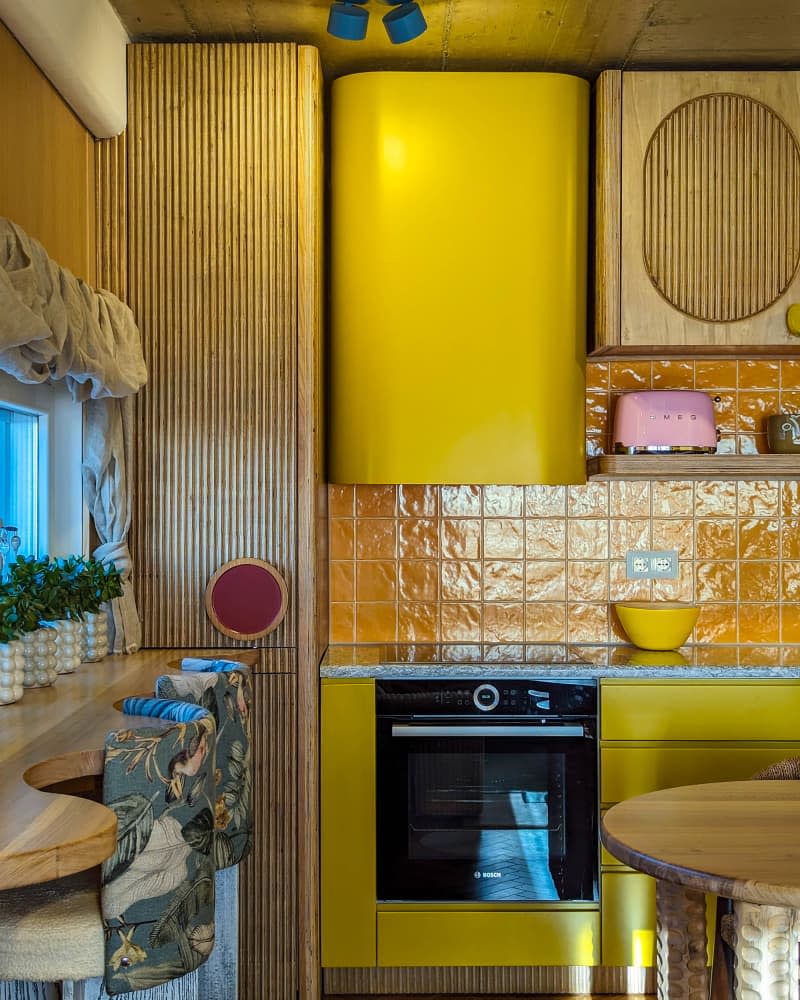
[326,0,427,44]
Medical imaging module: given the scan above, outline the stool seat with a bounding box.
[0,869,104,982]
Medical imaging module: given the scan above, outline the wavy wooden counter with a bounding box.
[0,649,256,891]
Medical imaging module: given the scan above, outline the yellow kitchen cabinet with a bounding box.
[595,70,800,352]
[600,872,656,968]
[321,678,377,967]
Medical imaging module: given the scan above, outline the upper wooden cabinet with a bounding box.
[595,70,800,353]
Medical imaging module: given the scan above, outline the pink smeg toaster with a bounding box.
[613,390,717,454]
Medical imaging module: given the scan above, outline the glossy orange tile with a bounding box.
[738,562,779,602]
[609,361,652,390]
[398,602,439,642]
[738,518,779,560]
[652,518,694,558]
[609,481,651,518]
[330,603,355,643]
[483,603,524,642]
[568,482,609,518]
[483,486,524,517]
[693,604,737,644]
[441,560,482,601]
[783,520,800,560]
[568,561,608,601]
[781,562,800,601]
[483,560,524,601]
[585,392,610,438]
[525,485,566,518]
[398,485,439,517]
[440,602,481,642]
[779,390,800,414]
[609,561,651,601]
[356,484,397,517]
[737,481,779,516]
[329,484,355,517]
[652,563,694,602]
[330,561,355,602]
[784,483,800,517]
[399,518,439,558]
[441,485,482,516]
[525,602,567,643]
[567,603,609,643]
[567,519,608,560]
[610,518,650,556]
[651,481,694,518]
[585,435,606,458]
[738,603,780,644]
[356,561,397,602]
[441,518,482,559]
[781,360,800,390]
[355,603,397,643]
[484,518,524,558]
[696,520,736,560]
[737,391,779,433]
[330,519,355,560]
[399,560,439,602]
[585,361,609,392]
[694,360,738,390]
[738,360,780,390]
[525,561,566,601]
[695,481,737,517]
[695,561,737,602]
[781,604,800,644]
[356,518,397,559]
[715,434,737,455]
[652,360,694,389]
[711,391,737,433]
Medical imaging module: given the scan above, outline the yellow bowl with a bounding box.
[614,602,700,651]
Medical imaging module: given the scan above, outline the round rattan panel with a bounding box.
[643,93,800,323]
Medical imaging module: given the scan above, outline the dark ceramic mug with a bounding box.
[767,414,800,453]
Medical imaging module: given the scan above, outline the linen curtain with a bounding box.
[0,217,146,653]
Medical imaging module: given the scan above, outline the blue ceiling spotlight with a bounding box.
[327,0,370,41]
[380,0,427,44]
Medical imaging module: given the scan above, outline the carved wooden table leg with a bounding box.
[730,901,800,1000]
[655,880,709,1000]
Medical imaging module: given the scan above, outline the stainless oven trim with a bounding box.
[391,724,587,738]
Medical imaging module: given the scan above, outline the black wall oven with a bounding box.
[376,679,598,904]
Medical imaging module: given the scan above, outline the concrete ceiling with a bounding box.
[108,0,800,80]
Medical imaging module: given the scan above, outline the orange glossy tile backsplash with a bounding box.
[329,359,800,646]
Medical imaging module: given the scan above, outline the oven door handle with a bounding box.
[390,724,587,738]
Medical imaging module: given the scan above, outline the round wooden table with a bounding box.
[602,781,800,1000]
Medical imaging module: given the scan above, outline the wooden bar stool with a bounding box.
[0,698,218,998]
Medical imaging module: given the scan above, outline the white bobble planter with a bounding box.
[81,610,110,663]
[43,619,81,674]
[20,627,58,688]
[0,640,25,705]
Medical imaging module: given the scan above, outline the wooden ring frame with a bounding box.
[205,558,288,641]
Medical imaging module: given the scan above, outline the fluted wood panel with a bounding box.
[644,93,800,322]
[126,43,298,648]
[593,70,622,353]
[239,673,297,1000]
[257,645,297,674]
[95,132,127,299]
[323,966,655,994]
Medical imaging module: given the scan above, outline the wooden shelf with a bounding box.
[587,454,800,480]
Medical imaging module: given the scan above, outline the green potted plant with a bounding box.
[40,558,83,675]
[77,557,122,662]
[6,557,58,689]
[0,585,24,705]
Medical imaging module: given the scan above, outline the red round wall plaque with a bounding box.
[205,558,288,640]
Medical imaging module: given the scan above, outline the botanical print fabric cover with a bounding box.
[101,715,217,995]
[156,667,253,867]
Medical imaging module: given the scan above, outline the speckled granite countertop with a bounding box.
[321,643,800,679]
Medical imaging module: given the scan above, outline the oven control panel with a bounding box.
[376,679,597,717]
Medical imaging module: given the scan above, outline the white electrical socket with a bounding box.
[626,550,679,580]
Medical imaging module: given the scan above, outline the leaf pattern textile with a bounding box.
[101,714,217,996]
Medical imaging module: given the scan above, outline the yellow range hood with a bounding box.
[329,71,588,486]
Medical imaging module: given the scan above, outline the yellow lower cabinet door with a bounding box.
[601,872,656,968]
[601,745,800,803]
[377,910,599,967]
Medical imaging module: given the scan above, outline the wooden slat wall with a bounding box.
[593,70,622,353]
[125,43,298,649]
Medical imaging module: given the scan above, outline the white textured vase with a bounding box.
[82,610,110,662]
[42,619,81,674]
[20,627,58,688]
[0,640,25,705]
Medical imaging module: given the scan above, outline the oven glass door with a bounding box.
[376,722,598,903]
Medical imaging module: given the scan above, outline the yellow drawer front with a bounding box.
[321,679,377,968]
[377,910,599,967]
[601,872,656,968]
[601,745,800,804]
[601,682,800,741]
